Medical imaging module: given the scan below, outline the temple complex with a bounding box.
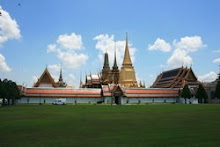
[83,34,137,88]
[16,34,205,105]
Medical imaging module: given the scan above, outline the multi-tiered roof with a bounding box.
[151,66,199,88]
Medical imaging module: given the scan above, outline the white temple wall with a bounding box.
[18,97,185,104]
[19,97,102,104]
[122,97,177,104]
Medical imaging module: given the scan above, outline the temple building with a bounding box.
[82,74,101,88]
[151,66,199,89]
[19,84,180,105]
[34,67,67,88]
[83,34,137,88]
[101,44,120,85]
[119,34,138,88]
[101,52,111,85]
[202,69,220,103]
[110,49,120,85]
[16,34,204,105]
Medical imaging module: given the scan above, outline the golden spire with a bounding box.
[122,33,132,66]
[119,33,137,88]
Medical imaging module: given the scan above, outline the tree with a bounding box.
[196,84,208,103]
[11,82,20,105]
[181,85,192,104]
[215,75,220,99]
[0,79,2,104]
[0,79,20,106]
[1,79,8,106]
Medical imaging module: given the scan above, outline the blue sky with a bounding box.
[0,0,220,87]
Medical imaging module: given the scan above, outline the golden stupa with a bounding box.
[119,34,138,87]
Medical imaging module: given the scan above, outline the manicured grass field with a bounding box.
[0,104,220,146]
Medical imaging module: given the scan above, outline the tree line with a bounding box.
[0,79,20,106]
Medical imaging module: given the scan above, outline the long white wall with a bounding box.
[18,97,102,104]
[18,97,186,104]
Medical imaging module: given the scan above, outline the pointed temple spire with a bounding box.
[119,33,137,88]
[111,42,120,85]
[113,42,118,70]
[101,51,111,84]
[57,65,67,87]
[58,65,63,82]
[103,52,110,69]
[122,33,132,66]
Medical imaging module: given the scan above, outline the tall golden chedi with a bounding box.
[119,34,138,87]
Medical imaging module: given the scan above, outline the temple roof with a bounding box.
[103,52,110,69]
[34,67,57,88]
[23,84,180,98]
[102,85,179,98]
[25,88,101,98]
[151,66,199,88]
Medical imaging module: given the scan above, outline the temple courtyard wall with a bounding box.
[17,97,198,104]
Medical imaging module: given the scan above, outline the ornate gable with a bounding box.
[34,67,57,88]
[112,85,124,97]
[186,68,197,81]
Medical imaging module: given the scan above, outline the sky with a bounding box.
[0,0,220,88]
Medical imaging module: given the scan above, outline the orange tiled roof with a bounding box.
[25,88,101,98]
[24,86,179,98]
[124,88,179,98]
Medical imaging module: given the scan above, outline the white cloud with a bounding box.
[173,36,205,52]
[47,44,57,53]
[48,64,60,72]
[148,38,171,52]
[56,33,82,50]
[0,6,21,45]
[67,74,77,88]
[213,58,220,63]
[57,50,88,69]
[198,71,218,82]
[166,36,205,68]
[147,36,205,68]
[93,34,137,67]
[167,48,192,68]
[46,33,88,69]
[0,53,11,72]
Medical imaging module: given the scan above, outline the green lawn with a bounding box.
[0,104,220,146]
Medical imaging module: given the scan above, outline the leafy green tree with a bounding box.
[181,85,192,104]
[215,75,220,99]
[1,79,8,105]
[0,79,2,104]
[11,82,20,105]
[196,84,208,103]
[0,79,20,106]
[5,79,11,105]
